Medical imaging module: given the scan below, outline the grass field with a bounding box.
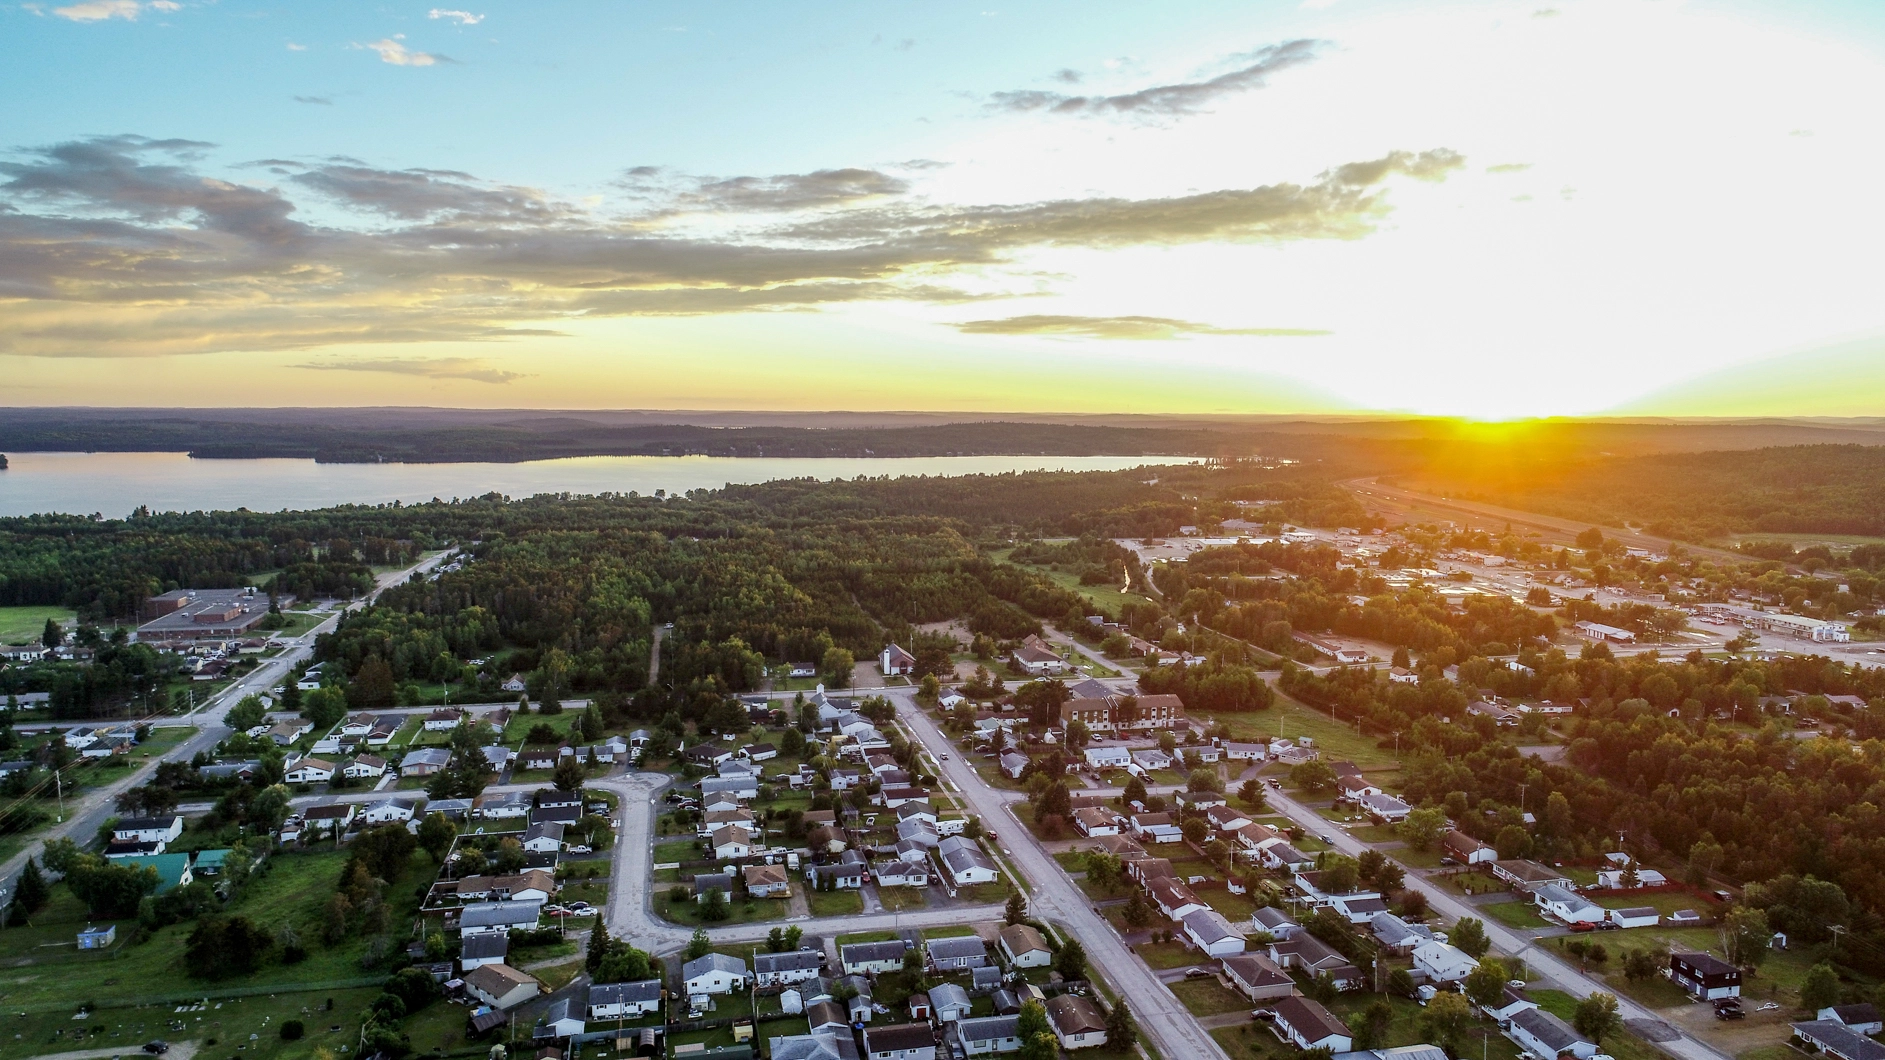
[991,550,1150,616]
[1528,988,1662,1060]
[0,605,77,645]
[920,924,978,939]
[1169,976,1251,1017]
[1197,692,1401,770]
[1481,899,1551,930]
[808,889,864,917]
[1136,941,1207,969]
[655,891,791,927]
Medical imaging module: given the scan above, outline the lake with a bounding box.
[0,451,1191,518]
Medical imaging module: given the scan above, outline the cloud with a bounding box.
[950,315,1330,340]
[428,8,482,25]
[286,42,306,51]
[1485,162,1531,174]
[629,167,912,213]
[52,0,141,21]
[0,136,1459,357]
[362,38,449,66]
[990,39,1321,119]
[293,95,332,105]
[292,356,525,383]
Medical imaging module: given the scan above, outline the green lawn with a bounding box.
[837,930,901,945]
[1481,899,1551,930]
[1592,892,1708,916]
[1136,941,1207,969]
[654,838,702,863]
[654,892,792,927]
[0,605,77,645]
[808,889,864,917]
[1443,869,1508,896]
[1528,989,1662,1060]
[877,886,928,911]
[990,550,1149,617]
[921,924,978,939]
[1196,692,1402,770]
[1169,977,1251,1017]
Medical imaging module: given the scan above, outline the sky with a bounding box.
[4,0,1885,419]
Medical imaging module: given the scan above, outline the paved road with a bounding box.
[1260,785,1727,1060]
[888,691,1233,1060]
[594,771,1004,959]
[0,550,456,898]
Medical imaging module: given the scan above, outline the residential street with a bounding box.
[0,549,457,901]
[1258,783,1725,1060]
[889,690,1235,1060]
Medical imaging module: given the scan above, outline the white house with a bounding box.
[755,949,825,987]
[880,644,917,676]
[682,953,751,996]
[1182,908,1247,957]
[1534,883,1606,925]
[1609,906,1661,929]
[1412,940,1478,984]
[1596,867,1669,889]
[1359,792,1412,823]
[1509,1007,1598,1060]
[1045,995,1107,1051]
[522,821,564,853]
[956,1015,1023,1057]
[1273,997,1353,1052]
[112,816,184,845]
[1084,746,1131,770]
[361,798,417,824]
[711,824,755,859]
[587,980,662,1020]
[284,757,335,784]
[999,924,1052,968]
[1817,1006,1885,1037]
[344,754,387,779]
[937,836,998,886]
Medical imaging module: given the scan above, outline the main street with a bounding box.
[888,690,1235,1060]
[0,549,457,899]
[1258,784,1729,1060]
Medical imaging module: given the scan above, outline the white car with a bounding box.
[568,845,593,854]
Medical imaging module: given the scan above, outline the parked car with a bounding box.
[568,845,593,854]
[1595,921,1621,931]
[1569,921,1597,933]
[1184,968,1215,979]
[143,1043,169,1055]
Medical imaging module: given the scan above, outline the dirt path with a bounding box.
[22,1043,199,1060]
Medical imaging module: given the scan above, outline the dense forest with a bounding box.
[1401,443,1885,541]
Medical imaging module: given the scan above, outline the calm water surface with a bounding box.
[0,451,1190,517]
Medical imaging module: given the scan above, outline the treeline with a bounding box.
[1404,444,1885,541]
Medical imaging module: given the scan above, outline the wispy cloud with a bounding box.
[286,42,307,51]
[428,8,483,25]
[361,37,449,67]
[0,136,1459,357]
[623,167,911,213]
[951,315,1330,340]
[52,0,141,22]
[293,95,332,106]
[1485,162,1531,174]
[990,39,1321,119]
[293,356,526,384]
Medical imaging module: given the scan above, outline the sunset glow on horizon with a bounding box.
[5,0,1885,418]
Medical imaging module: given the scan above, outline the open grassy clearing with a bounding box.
[0,605,77,645]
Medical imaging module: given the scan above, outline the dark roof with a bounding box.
[755,949,824,974]
[461,933,509,959]
[863,1023,934,1054]
[1672,951,1739,977]
[588,980,661,1006]
[842,940,908,964]
[926,936,987,960]
[1512,1007,1590,1053]
[957,1014,1020,1044]
[1832,1004,1882,1025]
[1045,994,1106,1036]
[1274,996,1349,1043]
[1795,1022,1885,1060]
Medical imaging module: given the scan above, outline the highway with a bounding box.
[1258,783,1728,1060]
[0,549,457,899]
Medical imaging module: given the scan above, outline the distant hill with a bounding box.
[1614,336,1885,417]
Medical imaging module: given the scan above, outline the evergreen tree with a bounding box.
[587,919,613,975]
[6,858,49,925]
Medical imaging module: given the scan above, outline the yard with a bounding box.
[1196,692,1403,770]
[807,889,864,917]
[654,891,792,927]
[1169,976,1252,1017]
[876,886,929,911]
[1136,941,1209,970]
[0,605,77,645]
[1528,989,1663,1060]
[1480,899,1551,930]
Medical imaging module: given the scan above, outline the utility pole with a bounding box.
[54,769,64,822]
[1831,925,1846,955]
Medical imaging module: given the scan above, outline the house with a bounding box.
[361,797,418,825]
[345,754,388,779]
[806,1000,851,1035]
[1508,1007,1597,1060]
[114,853,192,894]
[400,747,451,776]
[423,707,465,732]
[1182,908,1247,956]
[463,963,540,1010]
[1221,741,1267,762]
[862,1023,936,1060]
[927,982,973,1022]
[1273,996,1352,1052]
[1534,884,1606,925]
[501,675,527,694]
[1597,867,1669,889]
[880,644,917,676]
[1267,935,1362,987]
[1149,877,1207,921]
[1609,907,1661,929]
[998,924,1052,968]
[1337,775,1384,801]
[682,953,751,996]
[1370,912,1436,954]
[1359,793,1412,823]
[809,852,867,890]
[519,746,560,771]
[1491,859,1573,892]
[460,901,542,935]
[754,948,824,987]
[1206,804,1254,832]
[456,870,556,904]
[937,836,998,886]
[1222,953,1294,1001]
[955,1014,1022,1056]
[534,996,586,1042]
[478,791,531,819]
[1441,830,1495,865]
[478,746,513,772]
[999,752,1029,780]
[1130,812,1183,845]
[1011,643,1064,676]
[972,966,1003,995]
[710,824,754,859]
[772,1032,859,1060]
[266,718,313,746]
[522,822,565,853]
[364,716,401,746]
[587,979,662,1020]
[1083,746,1131,770]
[740,742,779,762]
[1074,807,1120,837]
[1412,941,1478,984]
[112,816,184,844]
[284,756,336,784]
[459,932,508,971]
[686,742,735,767]
[1483,985,1538,1023]
[1251,907,1301,940]
[701,775,759,801]
[1793,1022,1885,1060]
[1670,952,1741,1000]
[743,863,791,898]
[1045,995,1107,1051]
[782,977,835,1015]
[1819,1005,1885,1036]
[76,924,117,950]
[1259,842,1314,872]
[190,848,236,875]
[693,871,736,902]
[841,940,910,976]
[302,802,357,833]
[927,935,989,972]
[842,976,877,1024]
